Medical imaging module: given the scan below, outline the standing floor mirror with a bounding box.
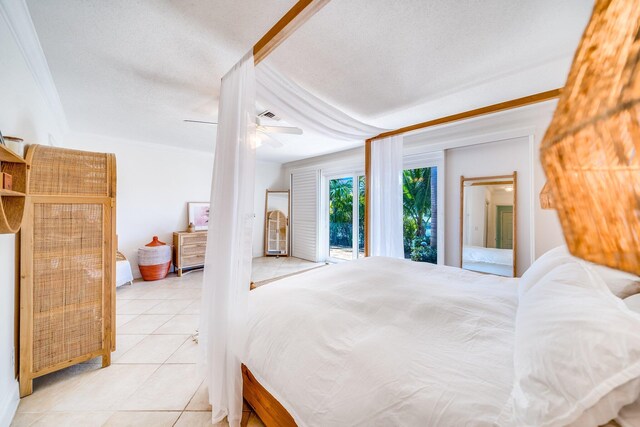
[460,172,517,277]
[264,190,290,257]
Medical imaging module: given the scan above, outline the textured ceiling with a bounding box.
[268,0,594,127]
[27,0,594,162]
[26,0,298,154]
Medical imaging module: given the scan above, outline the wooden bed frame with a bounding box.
[242,363,622,427]
[242,362,622,427]
[242,364,296,427]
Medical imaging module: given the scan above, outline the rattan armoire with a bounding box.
[19,145,116,397]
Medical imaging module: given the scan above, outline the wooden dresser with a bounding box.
[173,230,207,276]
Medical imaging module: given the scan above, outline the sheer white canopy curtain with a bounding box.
[255,61,386,140]
[369,135,405,258]
[199,51,256,427]
[200,56,402,426]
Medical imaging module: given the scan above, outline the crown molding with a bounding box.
[0,0,68,131]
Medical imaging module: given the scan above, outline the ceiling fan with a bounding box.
[184,111,302,148]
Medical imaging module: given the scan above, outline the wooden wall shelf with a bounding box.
[0,144,28,234]
[0,189,26,197]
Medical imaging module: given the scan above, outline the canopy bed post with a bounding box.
[366,89,562,142]
[200,1,332,426]
[253,0,331,65]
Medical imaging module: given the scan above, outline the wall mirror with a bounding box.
[264,190,290,257]
[460,172,517,277]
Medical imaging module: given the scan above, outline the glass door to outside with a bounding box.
[403,167,438,264]
[328,174,365,261]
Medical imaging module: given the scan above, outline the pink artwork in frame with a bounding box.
[188,202,210,230]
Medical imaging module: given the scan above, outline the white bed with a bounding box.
[244,254,640,427]
[116,260,134,287]
[462,245,513,276]
[245,256,519,426]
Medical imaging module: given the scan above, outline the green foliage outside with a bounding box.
[329,177,354,248]
[329,168,437,264]
[403,168,436,263]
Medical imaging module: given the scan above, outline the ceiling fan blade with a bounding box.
[257,125,303,135]
[183,119,218,125]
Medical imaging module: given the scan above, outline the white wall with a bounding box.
[0,14,65,426]
[252,161,285,257]
[62,136,283,269]
[63,133,214,278]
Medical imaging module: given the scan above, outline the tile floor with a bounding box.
[11,256,321,427]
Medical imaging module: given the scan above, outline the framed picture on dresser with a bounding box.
[188,202,210,231]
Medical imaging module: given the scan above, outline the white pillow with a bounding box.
[498,260,640,427]
[523,245,640,299]
[519,245,573,296]
[625,294,640,313]
[589,264,640,299]
[615,295,640,427]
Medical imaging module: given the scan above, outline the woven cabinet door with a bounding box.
[19,145,116,397]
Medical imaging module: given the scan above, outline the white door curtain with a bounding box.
[200,56,402,426]
[368,135,405,258]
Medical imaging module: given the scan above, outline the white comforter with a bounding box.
[245,257,519,426]
[463,245,513,266]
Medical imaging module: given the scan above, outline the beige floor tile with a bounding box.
[17,364,100,413]
[30,411,113,427]
[117,335,189,364]
[52,364,160,411]
[116,286,152,300]
[166,337,199,364]
[112,335,148,362]
[144,299,194,315]
[135,288,185,300]
[116,315,138,328]
[103,411,181,427]
[10,412,42,426]
[119,365,202,411]
[152,315,199,335]
[117,315,173,335]
[175,411,228,427]
[83,334,148,365]
[116,299,163,315]
[178,280,204,290]
[180,300,201,315]
[185,381,211,411]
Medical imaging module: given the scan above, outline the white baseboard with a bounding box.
[0,379,19,427]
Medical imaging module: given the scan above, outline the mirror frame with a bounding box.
[459,172,517,277]
[264,189,291,257]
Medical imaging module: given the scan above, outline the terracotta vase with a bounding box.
[138,236,172,281]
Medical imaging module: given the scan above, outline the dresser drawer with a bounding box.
[174,231,207,274]
[182,254,205,268]
[182,244,206,257]
[181,232,207,245]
